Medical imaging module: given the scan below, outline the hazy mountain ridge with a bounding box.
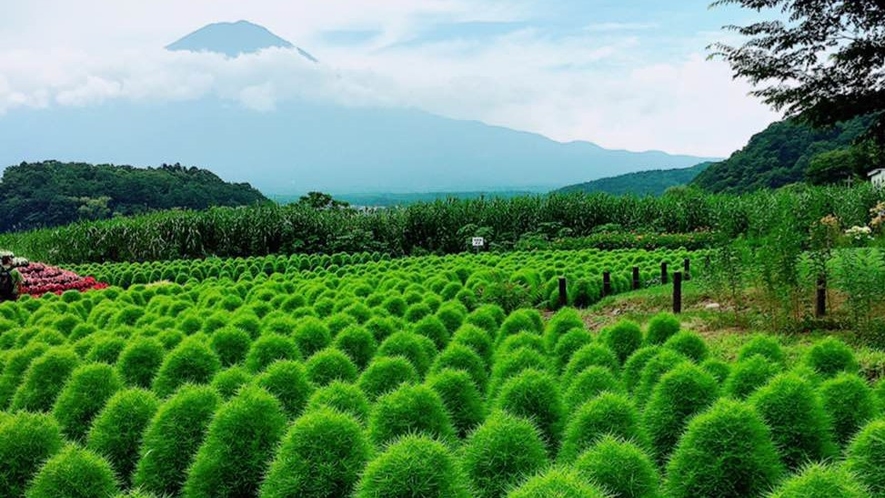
[166,20,318,61]
[555,162,712,196]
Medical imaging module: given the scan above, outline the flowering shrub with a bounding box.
[18,262,107,296]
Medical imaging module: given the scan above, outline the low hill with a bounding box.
[554,162,712,196]
[692,115,875,193]
[0,161,267,233]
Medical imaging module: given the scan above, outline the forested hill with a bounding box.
[0,161,267,233]
[554,162,711,196]
[691,115,876,193]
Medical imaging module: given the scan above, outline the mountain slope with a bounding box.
[166,20,317,61]
[555,162,712,196]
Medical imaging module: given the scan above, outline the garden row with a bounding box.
[0,248,883,497]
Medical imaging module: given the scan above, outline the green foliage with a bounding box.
[543,308,585,352]
[557,162,711,196]
[211,366,252,399]
[260,408,370,498]
[153,337,221,397]
[377,331,433,376]
[244,334,300,373]
[666,399,784,498]
[563,366,623,412]
[553,329,593,373]
[11,346,79,412]
[498,309,543,342]
[494,369,564,455]
[451,324,493,366]
[634,349,690,406]
[413,315,450,351]
[133,385,220,497]
[559,392,648,463]
[805,337,860,378]
[767,463,870,498]
[306,381,370,423]
[505,467,606,498]
[368,383,455,446]
[305,348,359,386]
[662,331,709,363]
[0,412,63,497]
[738,334,786,365]
[818,373,878,446]
[701,358,732,384]
[210,327,252,367]
[845,419,885,497]
[86,388,159,488]
[602,319,643,364]
[255,360,313,419]
[333,325,377,370]
[426,368,486,438]
[725,355,782,399]
[354,435,469,498]
[53,362,123,441]
[645,312,680,345]
[358,356,419,401]
[488,347,548,398]
[562,343,619,388]
[293,318,332,358]
[25,446,119,498]
[116,337,165,389]
[430,342,488,392]
[574,435,660,498]
[183,385,287,498]
[621,346,660,393]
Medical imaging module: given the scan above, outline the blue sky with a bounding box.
[0,0,779,156]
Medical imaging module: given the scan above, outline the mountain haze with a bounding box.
[166,20,318,61]
[556,162,712,196]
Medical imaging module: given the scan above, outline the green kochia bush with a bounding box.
[574,436,660,498]
[496,332,546,359]
[804,337,860,378]
[495,369,565,455]
[634,349,689,406]
[358,356,419,401]
[116,337,165,389]
[505,467,606,498]
[724,355,781,400]
[845,419,885,497]
[293,318,331,358]
[461,410,549,498]
[643,363,719,463]
[305,348,359,386]
[0,412,63,497]
[561,343,620,388]
[355,435,469,498]
[377,331,433,376]
[153,337,221,397]
[133,385,220,497]
[183,385,287,498]
[662,331,709,363]
[666,399,784,498]
[426,369,486,438]
[430,343,488,393]
[543,308,585,352]
[749,373,836,471]
[255,360,313,419]
[645,312,680,345]
[563,366,622,412]
[553,329,592,373]
[488,347,548,397]
[558,392,648,463]
[602,319,643,364]
[306,381,371,423]
[211,366,252,399]
[701,358,731,384]
[260,408,371,498]
[368,383,455,446]
[11,347,79,412]
[210,327,252,367]
[87,388,160,488]
[818,373,878,446]
[413,315,450,351]
[244,334,300,373]
[737,334,785,365]
[333,325,377,370]
[767,463,869,498]
[451,324,493,366]
[622,346,660,393]
[25,446,119,498]
[53,362,123,441]
[497,309,543,343]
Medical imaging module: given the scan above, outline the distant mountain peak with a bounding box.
[166,20,318,62]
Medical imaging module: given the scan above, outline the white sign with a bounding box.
[471,237,485,247]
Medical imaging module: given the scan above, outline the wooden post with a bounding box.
[683,258,691,281]
[673,271,683,314]
[632,266,640,290]
[603,271,612,298]
[661,262,668,284]
[558,277,567,308]
[816,275,826,317]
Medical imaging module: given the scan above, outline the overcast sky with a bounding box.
[0,0,780,157]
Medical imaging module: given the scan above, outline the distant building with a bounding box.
[870,168,885,189]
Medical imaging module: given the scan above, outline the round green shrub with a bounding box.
[152,337,221,397]
[413,315,450,351]
[210,327,252,367]
[211,366,252,399]
[737,334,785,365]
[495,369,564,455]
[116,337,165,389]
[369,383,455,446]
[0,343,50,408]
[426,368,486,438]
[465,305,503,335]
[451,324,493,366]
[247,328,302,367]
[53,362,123,441]
[662,331,709,363]
[642,363,719,463]
[497,309,543,343]
[25,446,119,498]
[724,355,782,400]
[87,388,160,488]
[355,434,468,498]
[602,319,643,365]
[563,365,622,413]
[381,295,407,317]
[377,331,433,376]
[645,312,680,345]
[358,356,419,401]
[819,372,878,446]
[505,467,606,498]
[559,392,647,463]
[183,385,287,498]
[496,332,546,360]
[333,325,377,371]
[0,412,63,497]
[845,419,885,496]
[665,398,784,498]
[875,378,884,412]
[255,360,313,419]
[87,336,127,364]
[562,344,620,388]
[260,408,370,498]
[293,318,331,358]
[11,347,79,412]
[435,302,466,334]
[553,329,593,373]
[574,435,660,498]
[461,410,548,498]
[767,462,869,498]
[430,342,488,393]
[701,358,731,384]
[404,302,432,323]
[543,308,585,352]
[634,349,690,406]
[132,385,220,497]
[306,381,370,423]
[305,348,359,386]
[805,337,859,378]
[156,329,183,350]
[488,347,549,398]
[621,346,660,393]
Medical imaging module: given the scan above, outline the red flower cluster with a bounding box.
[18,262,108,297]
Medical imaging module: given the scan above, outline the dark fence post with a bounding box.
[816,275,826,317]
[683,258,691,281]
[558,277,567,308]
[632,266,640,290]
[673,271,683,314]
[603,271,612,298]
[661,262,668,285]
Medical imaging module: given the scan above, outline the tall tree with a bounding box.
[710,0,885,145]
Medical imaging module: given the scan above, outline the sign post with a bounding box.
[471,237,485,253]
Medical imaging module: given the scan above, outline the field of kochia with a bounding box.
[0,247,883,498]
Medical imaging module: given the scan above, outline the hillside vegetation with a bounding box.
[0,161,266,233]
[556,163,711,196]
